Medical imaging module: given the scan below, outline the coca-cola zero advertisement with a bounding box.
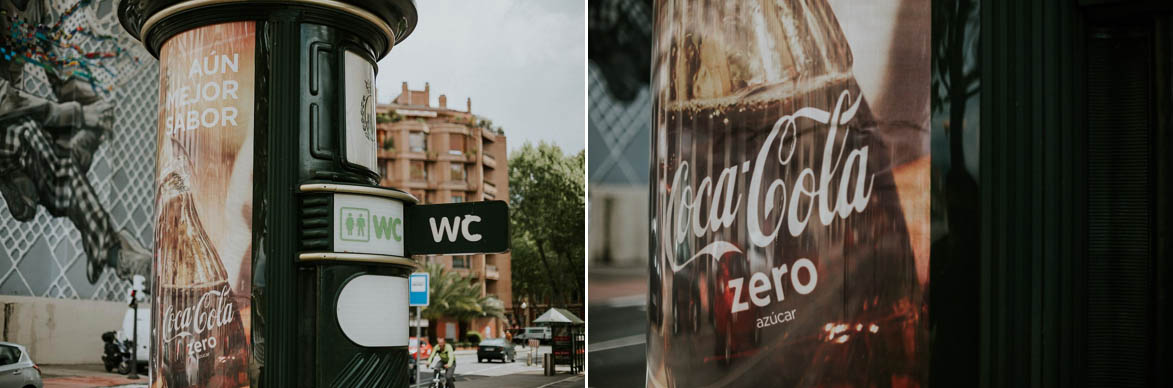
[649,0,929,386]
[151,21,254,388]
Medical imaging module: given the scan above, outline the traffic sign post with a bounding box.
[410,273,430,306]
[409,272,429,386]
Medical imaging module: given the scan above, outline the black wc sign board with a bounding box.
[406,201,509,255]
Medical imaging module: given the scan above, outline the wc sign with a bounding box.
[406,200,509,255]
[333,193,405,256]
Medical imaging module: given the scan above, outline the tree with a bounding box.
[932,0,980,177]
[509,142,585,311]
[421,262,503,340]
[376,110,401,124]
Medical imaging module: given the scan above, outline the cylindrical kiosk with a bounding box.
[648,0,931,387]
[117,1,418,386]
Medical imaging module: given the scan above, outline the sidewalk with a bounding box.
[446,369,584,388]
[588,264,647,303]
[40,364,147,388]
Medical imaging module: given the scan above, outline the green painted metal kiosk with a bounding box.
[117,1,420,386]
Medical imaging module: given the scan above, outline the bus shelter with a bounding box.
[533,308,585,374]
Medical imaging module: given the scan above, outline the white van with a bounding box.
[519,326,551,343]
[119,307,150,363]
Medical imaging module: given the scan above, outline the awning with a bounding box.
[532,308,584,325]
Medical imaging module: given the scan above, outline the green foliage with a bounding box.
[377,110,402,123]
[421,263,507,323]
[422,262,482,320]
[508,142,585,309]
[382,137,394,151]
[465,331,483,345]
[481,296,505,320]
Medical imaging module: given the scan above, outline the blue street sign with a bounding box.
[409,273,429,307]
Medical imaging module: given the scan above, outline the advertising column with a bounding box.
[119,1,418,386]
[153,22,255,387]
[649,0,931,386]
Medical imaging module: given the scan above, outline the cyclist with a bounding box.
[428,337,456,388]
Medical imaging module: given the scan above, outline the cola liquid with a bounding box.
[152,141,249,388]
[650,0,926,386]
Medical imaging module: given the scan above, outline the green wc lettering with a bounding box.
[340,207,402,242]
[371,214,402,242]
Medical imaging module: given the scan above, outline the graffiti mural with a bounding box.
[0,0,156,300]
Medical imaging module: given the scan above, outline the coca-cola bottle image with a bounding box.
[649,0,927,387]
[152,139,249,387]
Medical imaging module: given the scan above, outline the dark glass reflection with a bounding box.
[929,0,980,385]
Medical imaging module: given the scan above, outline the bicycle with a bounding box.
[430,358,451,388]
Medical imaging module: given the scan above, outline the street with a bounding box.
[38,347,585,388]
[587,265,648,388]
[413,345,583,388]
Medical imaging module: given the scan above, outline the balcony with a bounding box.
[401,180,429,190]
[440,149,477,163]
[484,181,497,196]
[401,149,428,160]
[481,126,497,142]
[483,153,496,169]
[440,180,469,191]
[485,264,499,280]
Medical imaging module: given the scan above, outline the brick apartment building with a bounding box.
[377,82,512,342]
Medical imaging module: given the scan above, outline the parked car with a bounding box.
[408,336,432,383]
[515,326,551,344]
[0,342,42,388]
[409,337,432,360]
[476,338,515,363]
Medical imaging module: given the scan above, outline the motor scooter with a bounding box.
[100,331,132,374]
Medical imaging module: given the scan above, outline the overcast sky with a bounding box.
[375,1,585,153]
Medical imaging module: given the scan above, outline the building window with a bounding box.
[379,162,388,180]
[409,131,428,152]
[452,194,464,203]
[449,164,466,181]
[379,130,393,151]
[410,161,427,181]
[449,134,465,156]
[452,255,469,269]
